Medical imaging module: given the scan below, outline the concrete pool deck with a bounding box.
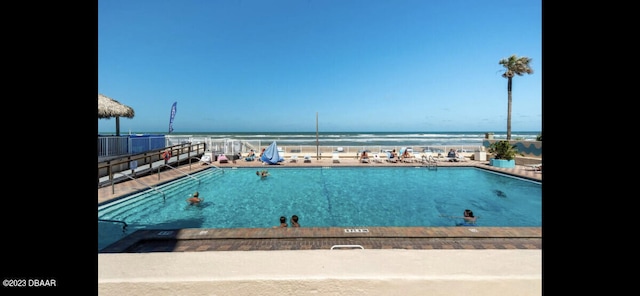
[99,250,541,295]
[98,158,542,295]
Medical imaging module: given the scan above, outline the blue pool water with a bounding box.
[98,167,541,251]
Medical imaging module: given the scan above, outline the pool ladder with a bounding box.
[422,155,438,170]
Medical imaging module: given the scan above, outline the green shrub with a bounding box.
[488,141,522,161]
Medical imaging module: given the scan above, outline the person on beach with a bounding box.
[232,152,242,164]
[291,215,300,227]
[257,148,266,162]
[401,149,411,160]
[245,149,256,161]
[186,192,202,205]
[448,149,459,162]
[391,149,398,159]
[456,209,477,226]
[359,151,369,162]
[273,216,287,228]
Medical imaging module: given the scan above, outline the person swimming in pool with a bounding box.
[291,215,300,227]
[256,170,269,178]
[273,216,287,228]
[186,191,202,205]
[456,209,477,226]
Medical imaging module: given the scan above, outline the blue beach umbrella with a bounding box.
[260,141,284,164]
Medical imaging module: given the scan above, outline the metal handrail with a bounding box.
[163,163,200,185]
[421,155,438,169]
[190,157,225,176]
[98,219,128,232]
[122,174,166,201]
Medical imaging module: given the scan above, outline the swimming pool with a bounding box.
[98,167,541,251]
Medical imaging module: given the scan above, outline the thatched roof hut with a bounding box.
[98,94,135,136]
[98,94,135,118]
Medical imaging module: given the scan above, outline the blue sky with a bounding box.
[98,0,542,133]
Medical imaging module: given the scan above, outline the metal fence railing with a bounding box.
[98,135,166,159]
[99,135,541,160]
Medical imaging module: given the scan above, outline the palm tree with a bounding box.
[499,55,533,140]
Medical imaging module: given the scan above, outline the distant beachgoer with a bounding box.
[448,149,459,162]
[391,149,398,159]
[401,149,411,159]
[291,215,300,227]
[245,150,256,161]
[257,148,266,162]
[456,209,477,226]
[359,151,369,162]
[233,152,242,163]
[273,216,287,228]
[186,192,202,205]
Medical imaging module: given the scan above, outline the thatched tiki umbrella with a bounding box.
[98,94,135,136]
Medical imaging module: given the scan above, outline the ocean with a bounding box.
[116,131,541,147]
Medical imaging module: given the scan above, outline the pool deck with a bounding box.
[98,158,541,253]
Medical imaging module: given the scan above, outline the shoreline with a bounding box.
[100,131,541,147]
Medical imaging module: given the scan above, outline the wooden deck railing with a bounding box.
[97,142,207,189]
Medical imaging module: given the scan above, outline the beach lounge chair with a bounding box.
[332,153,341,163]
[244,151,256,161]
[358,150,370,163]
[421,154,437,165]
[303,155,312,163]
[218,154,229,164]
[527,163,542,171]
[443,154,466,162]
[372,153,383,163]
[199,154,212,165]
[399,148,416,163]
[385,152,397,163]
[290,154,299,163]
